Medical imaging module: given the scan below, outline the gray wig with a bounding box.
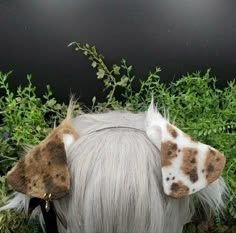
[0,110,227,233]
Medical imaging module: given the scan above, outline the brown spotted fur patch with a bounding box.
[167,124,177,138]
[161,141,178,167]
[204,148,226,184]
[170,181,190,198]
[7,159,27,194]
[181,148,199,183]
[7,119,79,200]
[145,106,226,198]
[45,141,67,165]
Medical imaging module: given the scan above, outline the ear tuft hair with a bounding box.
[61,97,80,128]
[66,97,78,121]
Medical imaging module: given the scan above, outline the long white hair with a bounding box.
[0,110,228,233]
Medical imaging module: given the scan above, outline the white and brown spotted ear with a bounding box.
[145,103,226,198]
[7,123,79,200]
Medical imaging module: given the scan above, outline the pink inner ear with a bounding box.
[145,104,226,198]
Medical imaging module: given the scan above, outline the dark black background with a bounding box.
[0,0,235,105]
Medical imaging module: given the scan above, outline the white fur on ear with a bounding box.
[145,102,164,150]
[146,125,162,150]
[63,134,76,151]
[145,103,226,198]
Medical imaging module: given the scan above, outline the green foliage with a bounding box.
[0,72,68,144]
[0,72,68,174]
[69,42,135,110]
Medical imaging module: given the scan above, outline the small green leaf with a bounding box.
[36,126,41,131]
[112,65,120,75]
[118,76,129,87]
[91,61,97,68]
[96,69,105,79]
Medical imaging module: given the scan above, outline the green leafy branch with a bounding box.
[69,42,135,110]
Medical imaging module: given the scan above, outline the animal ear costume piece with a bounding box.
[145,103,226,198]
[7,122,79,200]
